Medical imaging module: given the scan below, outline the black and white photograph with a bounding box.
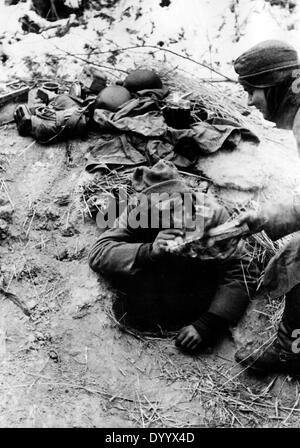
[0,0,300,432]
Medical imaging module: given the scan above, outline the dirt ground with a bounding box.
[1,122,300,429]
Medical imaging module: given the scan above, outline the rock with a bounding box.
[60,225,79,237]
[0,205,13,223]
[35,331,45,340]
[45,207,60,221]
[55,193,70,206]
[0,218,9,240]
[19,15,41,34]
[48,349,60,362]
[0,43,8,64]
[0,193,8,207]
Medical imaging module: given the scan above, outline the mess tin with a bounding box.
[163,97,191,129]
[42,82,60,93]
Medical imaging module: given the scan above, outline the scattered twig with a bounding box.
[18,140,36,158]
[0,287,31,317]
[25,208,36,238]
[282,385,300,425]
[0,119,15,126]
[27,358,50,394]
[84,45,237,82]
[0,178,14,209]
[47,41,128,75]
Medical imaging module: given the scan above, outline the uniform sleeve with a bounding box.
[261,195,300,241]
[197,196,258,324]
[293,108,300,156]
[89,205,158,276]
[206,257,258,324]
[89,227,144,276]
[253,108,300,240]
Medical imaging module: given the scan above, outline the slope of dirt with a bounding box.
[1,122,300,428]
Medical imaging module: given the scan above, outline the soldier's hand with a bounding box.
[237,210,266,233]
[175,325,202,352]
[152,228,185,256]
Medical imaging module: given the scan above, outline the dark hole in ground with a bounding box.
[5,0,27,5]
[31,0,88,21]
[160,0,171,7]
[264,0,296,11]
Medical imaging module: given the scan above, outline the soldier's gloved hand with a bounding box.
[152,228,185,256]
[175,325,202,352]
[237,210,267,233]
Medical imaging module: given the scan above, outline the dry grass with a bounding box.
[78,169,135,219]
[0,177,14,209]
[159,67,250,125]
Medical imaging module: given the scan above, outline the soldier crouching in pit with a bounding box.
[89,161,257,354]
